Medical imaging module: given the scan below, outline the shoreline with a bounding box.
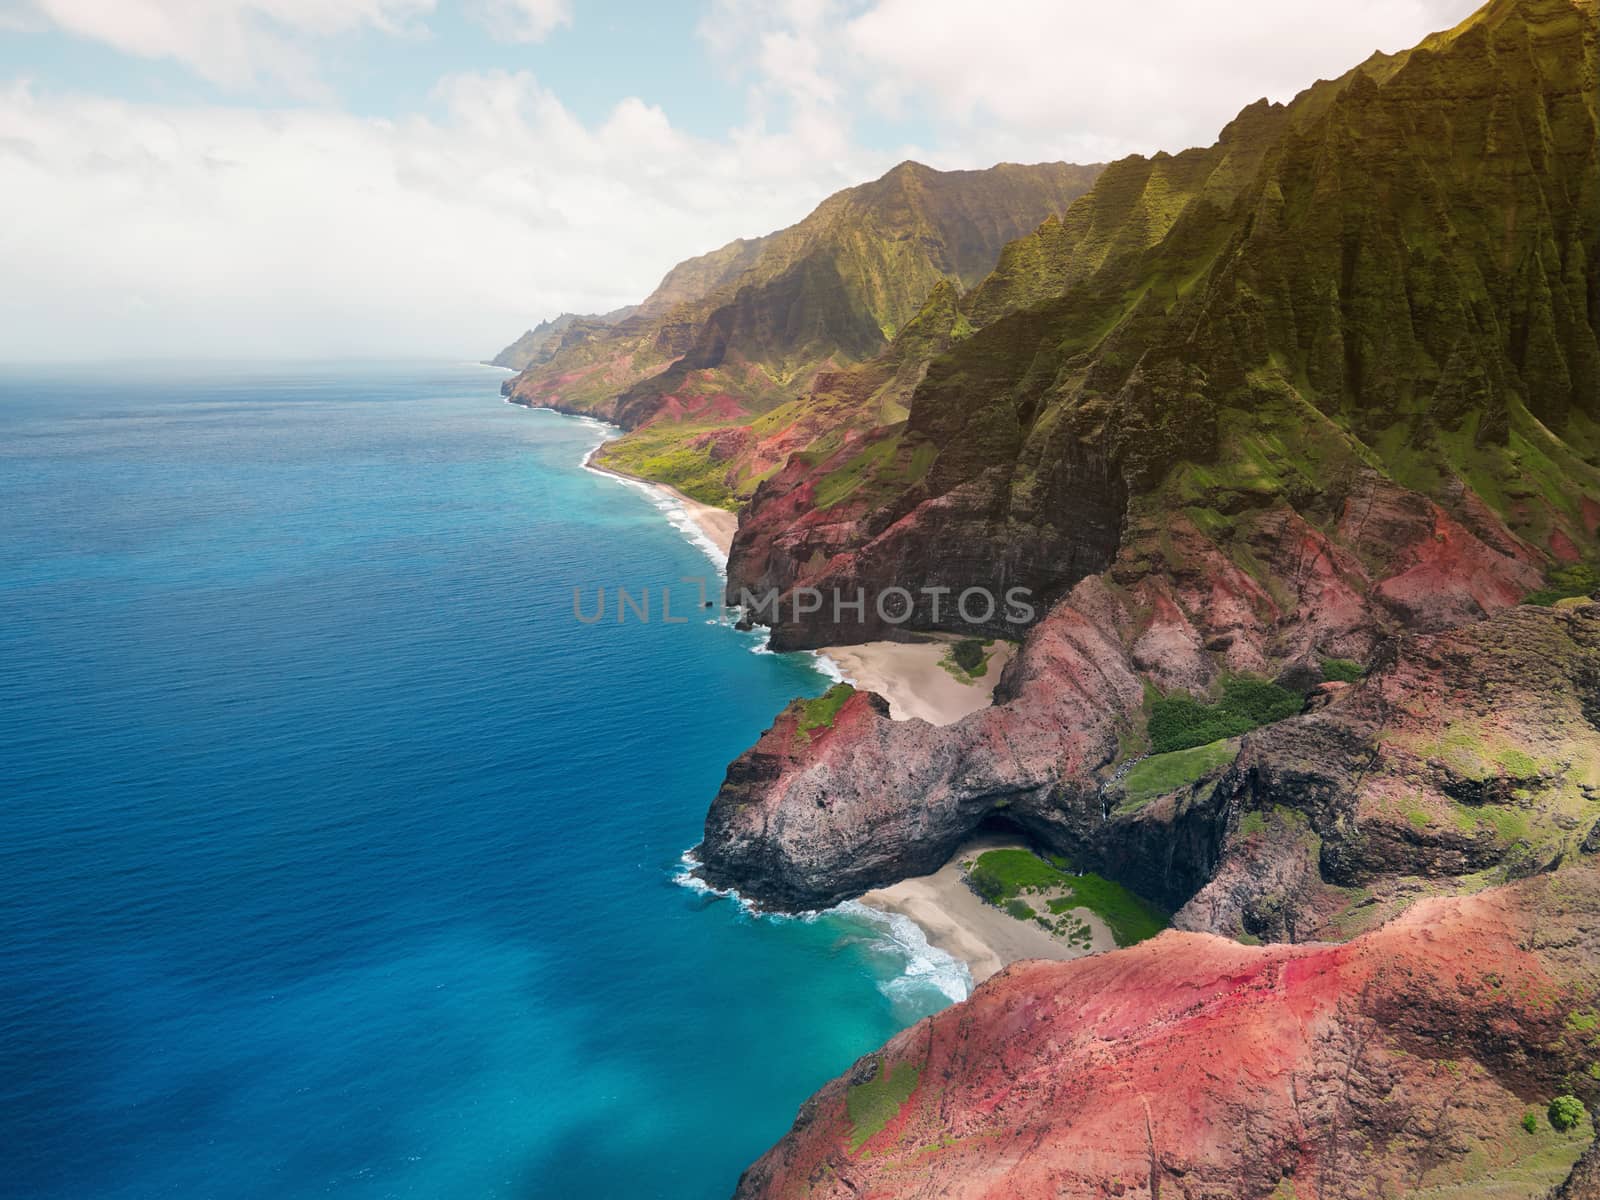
[522,403,1012,730]
[519,397,1051,994]
[581,445,739,558]
[580,433,1014,729]
[503,395,738,558]
[860,835,1115,984]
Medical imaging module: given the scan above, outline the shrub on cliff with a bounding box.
[1549,1095,1587,1132]
[1120,738,1240,808]
[846,1057,921,1151]
[1147,677,1302,753]
[1525,565,1600,607]
[1320,658,1366,684]
[951,639,986,673]
[796,684,855,739]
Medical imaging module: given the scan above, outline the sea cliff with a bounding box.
[488,0,1600,1191]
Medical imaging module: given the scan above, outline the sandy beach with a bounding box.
[861,835,1117,984]
[663,489,737,556]
[583,450,738,556]
[822,638,1015,725]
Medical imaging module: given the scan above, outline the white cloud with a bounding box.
[0,0,1492,362]
[468,0,571,43]
[0,74,892,360]
[711,0,1483,165]
[21,0,434,93]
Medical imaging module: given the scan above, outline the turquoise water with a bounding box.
[0,362,963,1199]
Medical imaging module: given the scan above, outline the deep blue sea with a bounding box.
[0,362,964,1199]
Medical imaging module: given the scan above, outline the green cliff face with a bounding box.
[500,159,1103,440]
[486,306,642,371]
[739,0,1598,635]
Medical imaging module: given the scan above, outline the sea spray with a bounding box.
[673,851,971,1013]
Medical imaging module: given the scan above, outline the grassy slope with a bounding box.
[967,848,1169,947]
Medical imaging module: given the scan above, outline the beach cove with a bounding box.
[566,409,1110,989]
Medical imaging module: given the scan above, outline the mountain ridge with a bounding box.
[725,0,1599,645]
[496,158,1104,502]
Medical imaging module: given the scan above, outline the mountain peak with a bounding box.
[883,158,934,178]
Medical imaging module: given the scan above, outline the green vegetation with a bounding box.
[1041,905,1095,948]
[968,848,1073,899]
[1498,748,1539,777]
[1004,898,1034,921]
[1522,1111,1541,1134]
[939,638,1002,684]
[846,1057,920,1150]
[951,639,986,673]
[967,848,1168,947]
[1548,1096,1586,1133]
[1119,738,1239,808]
[1320,658,1366,684]
[813,436,903,510]
[596,425,739,509]
[1147,677,1303,754]
[1524,565,1599,607]
[796,684,855,739]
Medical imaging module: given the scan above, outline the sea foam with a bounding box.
[673,850,972,1008]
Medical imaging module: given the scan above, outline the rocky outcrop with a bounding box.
[733,867,1600,1200]
[699,600,1146,908]
[1550,1139,1600,1199]
[702,584,1598,940]
[1180,601,1600,942]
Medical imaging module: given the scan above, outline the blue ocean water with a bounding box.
[0,363,963,1200]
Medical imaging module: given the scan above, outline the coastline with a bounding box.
[502,393,739,558]
[577,432,1008,727]
[860,835,1115,984]
[521,399,1010,729]
[581,446,739,558]
[522,400,1043,987]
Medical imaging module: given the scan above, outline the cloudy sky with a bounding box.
[0,0,1479,361]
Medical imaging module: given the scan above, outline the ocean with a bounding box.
[0,362,965,1199]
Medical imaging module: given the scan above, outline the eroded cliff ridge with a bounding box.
[701,0,1600,913]
[698,0,1600,1194]
[727,0,1599,648]
[498,160,1102,505]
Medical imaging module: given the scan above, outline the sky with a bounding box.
[0,0,1481,362]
